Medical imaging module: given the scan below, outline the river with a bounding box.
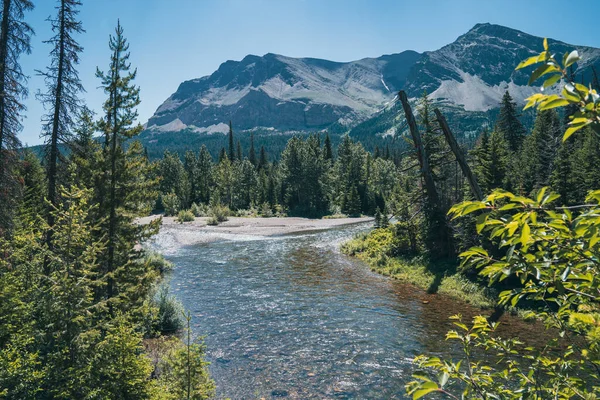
[150,221,541,399]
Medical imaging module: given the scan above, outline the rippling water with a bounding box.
[150,222,541,399]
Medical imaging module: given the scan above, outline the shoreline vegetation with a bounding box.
[340,227,497,309]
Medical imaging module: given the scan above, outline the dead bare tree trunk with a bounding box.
[434,108,484,201]
[399,91,452,258]
[399,91,439,205]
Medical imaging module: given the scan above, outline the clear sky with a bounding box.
[19,0,600,145]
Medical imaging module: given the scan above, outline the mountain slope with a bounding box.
[146,51,421,133]
[143,23,600,152]
[404,23,600,111]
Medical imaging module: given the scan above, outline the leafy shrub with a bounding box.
[206,217,219,226]
[157,313,215,398]
[274,204,287,217]
[207,204,229,225]
[153,285,184,335]
[143,250,173,275]
[162,192,180,216]
[235,208,257,217]
[259,202,273,217]
[190,202,209,217]
[176,209,195,223]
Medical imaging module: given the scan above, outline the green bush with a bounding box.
[162,192,180,216]
[259,202,273,217]
[206,217,219,226]
[235,208,257,217]
[143,250,173,275]
[153,285,184,335]
[176,209,195,223]
[190,202,209,217]
[209,204,229,224]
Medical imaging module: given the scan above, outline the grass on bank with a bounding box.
[340,227,496,309]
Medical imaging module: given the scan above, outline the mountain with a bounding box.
[405,23,600,111]
[146,51,421,133]
[142,23,600,156]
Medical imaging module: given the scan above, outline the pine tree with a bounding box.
[214,156,234,209]
[472,129,491,192]
[159,312,215,399]
[228,120,235,161]
[495,91,526,152]
[342,184,361,217]
[197,145,212,204]
[36,185,103,398]
[324,133,333,161]
[95,21,159,312]
[17,149,46,223]
[69,107,99,191]
[258,145,268,170]
[232,159,257,210]
[184,150,198,205]
[0,0,34,233]
[374,207,383,228]
[550,138,573,205]
[236,139,242,161]
[525,110,561,191]
[218,147,226,163]
[38,0,85,235]
[88,316,156,399]
[248,132,257,167]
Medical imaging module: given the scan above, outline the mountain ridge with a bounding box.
[143,23,600,141]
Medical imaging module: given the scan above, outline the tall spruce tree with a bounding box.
[38,0,85,234]
[0,0,33,233]
[184,150,198,205]
[95,21,159,311]
[248,132,257,166]
[197,145,213,204]
[495,91,526,152]
[521,110,561,192]
[69,107,99,191]
[228,120,235,161]
[258,145,267,170]
[324,133,333,161]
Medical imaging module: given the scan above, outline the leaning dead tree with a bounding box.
[398,90,452,258]
[398,91,440,206]
[434,108,483,201]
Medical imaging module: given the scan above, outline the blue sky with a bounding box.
[19,0,600,145]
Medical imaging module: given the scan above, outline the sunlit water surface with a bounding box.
[149,222,541,399]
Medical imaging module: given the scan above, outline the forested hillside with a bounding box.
[0,2,213,398]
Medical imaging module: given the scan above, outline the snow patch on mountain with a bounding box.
[430,71,536,111]
[196,123,230,135]
[198,86,250,106]
[380,75,390,92]
[153,118,188,132]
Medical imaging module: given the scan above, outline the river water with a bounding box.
[150,222,541,399]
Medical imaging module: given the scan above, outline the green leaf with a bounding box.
[528,64,561,85]
[542,74,562,88]
[539,97,570,110]
[520,223,531,246]
[564,50,580,68]
[413,382,439,400]
[476,213,488,234]
[564,120,592,141]
[439,371,449,387]
[536,187,547,204]
[516,55,541,70]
